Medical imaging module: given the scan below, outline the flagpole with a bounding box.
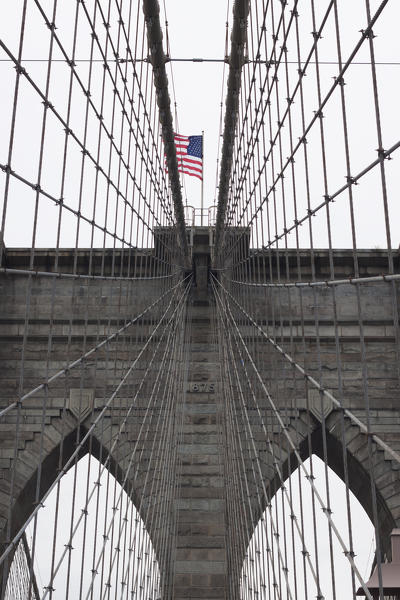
[201,130,204,226]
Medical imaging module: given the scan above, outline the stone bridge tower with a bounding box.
[1,231,400,598]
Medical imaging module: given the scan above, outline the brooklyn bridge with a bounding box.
[0,0,400,598]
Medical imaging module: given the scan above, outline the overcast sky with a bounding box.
[1,0,399,249]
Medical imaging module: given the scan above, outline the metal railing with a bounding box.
[184,205,218,227]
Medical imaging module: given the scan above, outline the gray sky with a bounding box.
[1,0,399,248]
[243,456,375,600]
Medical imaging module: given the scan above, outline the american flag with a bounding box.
[174,133,203,180]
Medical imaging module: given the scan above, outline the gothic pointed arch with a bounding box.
[1,424,163,599]
[241,452,377,600]
[261,414,399,562]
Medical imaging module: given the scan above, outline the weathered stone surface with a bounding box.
[0,246,400,598]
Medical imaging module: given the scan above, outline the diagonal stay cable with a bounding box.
[0,275,190,418]
[213,274,374,599]
[30,0,172,215]
[86,298,185,600]
[222,0,332,242]
[214,277,322,600]
[226,0,302,226]
[41,280,190,599]
[0,278,191,572]
[0,162,136,251]
[258,142,400,251]
[232,0,386,226]
[213,274,400,467]
[93,283,187,599]
[0,44,175,255]
[223,129,400,269]
[218,0,394,259]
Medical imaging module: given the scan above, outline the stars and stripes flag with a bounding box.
[174,133,203,180]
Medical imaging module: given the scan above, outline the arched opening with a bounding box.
[5,454,161,599]
[240,454,375,600]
